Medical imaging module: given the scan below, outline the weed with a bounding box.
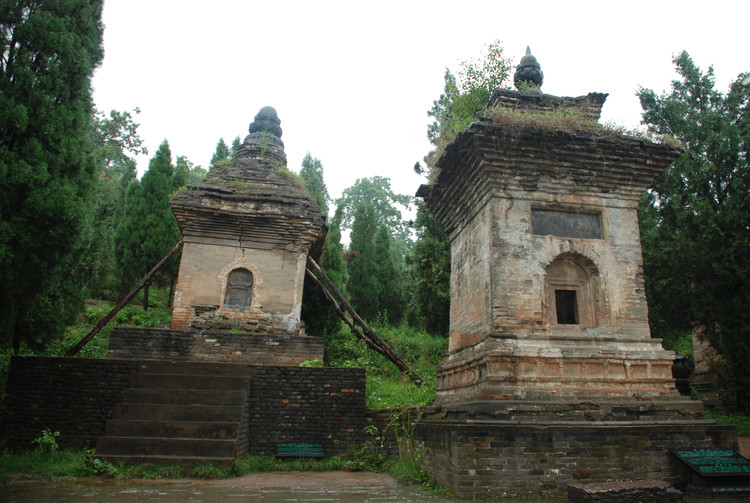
[32,429,60,453]
[190,461,228,479]
[705,410,750,436]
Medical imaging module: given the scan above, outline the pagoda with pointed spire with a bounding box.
[415,47,737,497]
[170,106,325,338]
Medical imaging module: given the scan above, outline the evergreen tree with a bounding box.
[336,176,411,242]
[299,153,330,215]
[114,141,181,305]
[411,201,450,335]
[299,155,344,337]
[0,0,104,352]
[346,203,382,322]
[230,136,241,163]
[210,138,231,168]
[80,109,146,298]
[373,224,404,325]
[637,51,750,410]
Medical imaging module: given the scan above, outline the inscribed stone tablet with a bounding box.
[531,209,602,239]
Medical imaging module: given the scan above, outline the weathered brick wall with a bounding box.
[1,357,364,456]
[248,367,366,456]
[1,357,138,451]
[108,327,324,366]
[417,420,739,498]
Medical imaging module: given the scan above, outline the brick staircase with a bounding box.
[96,361,251,467]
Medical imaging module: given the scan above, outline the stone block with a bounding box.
[567,479,682,503]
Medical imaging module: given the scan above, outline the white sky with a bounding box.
[92,0,750,205]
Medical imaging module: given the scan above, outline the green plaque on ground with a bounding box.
[276,442,325,457]
[671,448,750,477]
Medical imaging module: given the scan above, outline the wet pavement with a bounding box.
[1,482,453,503]
[0,472,569,502]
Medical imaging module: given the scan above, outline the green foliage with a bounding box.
[32,429,60,453]
[210,137,231,168]
[326,323,445,409]
[0,0,104,353]
[298,156,347,339]
[637,51,750,411]
[299,358,324,367]
[424,39,512,174]
[0,448,104,481]
[347,203,385,322]
[705,410,750,436]
[335,176,413,243]
[173,155,206,189]
[299,153,330,215]
[114,141,181,298]
[409,201,450,335]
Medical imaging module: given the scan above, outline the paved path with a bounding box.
[0,472,464,503]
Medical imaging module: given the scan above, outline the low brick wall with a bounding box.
[417,420,738,497]
[1,356,139,451]
[2,357,365,456]
[108,327,324,366]
[248,367,365,456]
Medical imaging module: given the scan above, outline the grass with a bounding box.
[324,322,447,409]
[705,410,750,436]
[0,451,392,483]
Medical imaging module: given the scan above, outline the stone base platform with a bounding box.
[416,411,737,498]
[108,327,323,366]
[567,479,682,502]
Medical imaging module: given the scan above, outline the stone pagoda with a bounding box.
[170,106,324,334]
[415,48,737,497]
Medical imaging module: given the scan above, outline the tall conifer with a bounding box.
[0,0,104,351]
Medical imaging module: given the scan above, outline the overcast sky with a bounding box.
[92,0,749,205]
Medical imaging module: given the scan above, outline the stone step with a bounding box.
[112,403,243,422]
[104,419,239,439]
[96,436,237,458]
[129,372,250,391]
[121,388,247,406]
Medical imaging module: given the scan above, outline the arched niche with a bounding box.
[224,268,253,310]
[544,253,600,328]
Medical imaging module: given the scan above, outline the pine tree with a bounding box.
[638,51,750,410]
[0,0,104,352]
[346,203,382,322]
[210,138,231,168]
[114,141,181,305]
[373,225,404,325]
[299,153,330,215]
[299,155,344,337]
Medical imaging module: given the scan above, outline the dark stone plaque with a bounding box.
[276,442,325,457]
[531,209,602,239]
[670,448,750,477]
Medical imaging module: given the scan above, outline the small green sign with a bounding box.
[276,442,325,457]
[671,448,750,477]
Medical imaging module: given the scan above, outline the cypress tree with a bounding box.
[0,0,104,351]
[114,141,180,304]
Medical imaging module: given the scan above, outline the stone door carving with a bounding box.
[224,268,253,310]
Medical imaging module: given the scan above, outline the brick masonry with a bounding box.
[416,420,738,498]
[108,327,324,366]
[1,356,365,455]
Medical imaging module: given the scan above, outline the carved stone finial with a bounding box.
[236,106,286,165]
[248,106,283,138]
[514,46,544,90]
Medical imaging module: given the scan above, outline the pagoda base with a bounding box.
[417,407,737,497]
[417,334,737,497]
